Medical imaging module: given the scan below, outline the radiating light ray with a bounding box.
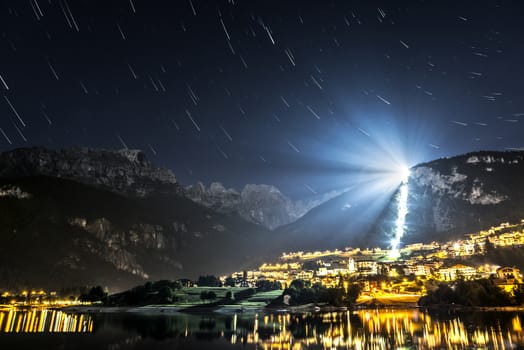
[390,171,409,258]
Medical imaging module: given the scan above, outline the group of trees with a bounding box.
[255,279,282,291]
[271,279,361,307]
[79,286,108,303]
[197,275,221,287]
[104,280,182,306]
[75,276,361,307]
[418,278,518,307]
[206,275,281,291]
[99,276,277,306]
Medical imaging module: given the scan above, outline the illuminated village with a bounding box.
[225,220,524,298]
[2,220,524,350]
[2,219,524,311]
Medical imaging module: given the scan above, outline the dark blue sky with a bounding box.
[1,0,523,198]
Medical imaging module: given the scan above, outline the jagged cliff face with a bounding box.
[277,151,524,251]
[400,151,524,241]
[4,146,522,289]
[0,146,350,289]
[185,182,241,213]
[0,147,342,230]
[238,184,298,230]
[0,147,180,197]
[0,147,341,230]
[0,176,274,291]
[185,182,347,230]
[68,217,171,279]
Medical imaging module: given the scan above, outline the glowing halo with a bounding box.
[274,111,428,251]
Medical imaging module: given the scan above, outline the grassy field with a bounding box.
[174,287,243,304]
[170,287,282,307]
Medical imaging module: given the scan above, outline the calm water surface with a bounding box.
[1,307,524,349]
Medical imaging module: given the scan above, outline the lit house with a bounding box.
[438,264,476,281]
[355,258,378,276]
[495,267,523,293]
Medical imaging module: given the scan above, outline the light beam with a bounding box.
[390,166,410,258]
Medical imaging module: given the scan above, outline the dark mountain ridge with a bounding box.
[0,147,180,197]
[0,175,276,291]
[277,150,524,251]
[185,181,347,230]
[0,147,333,230]
[2,147,524,290]
[401,150,524,241]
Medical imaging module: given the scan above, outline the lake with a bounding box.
[1,307,524,349]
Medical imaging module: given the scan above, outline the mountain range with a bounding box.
[0,147,333,291]
[1,147,524,290]
[185,182,346,230]
[278,151,524,251]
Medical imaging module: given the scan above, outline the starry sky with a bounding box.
[1,0,523,198]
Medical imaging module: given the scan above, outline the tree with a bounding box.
[289,279,307,290]
[484,238,495,255]
[276,279,351,307]
[513,285,524,305]
[152,280,181,290]
[197,275,221,287]
[346,284,360,304]
[256,279,281,292]
[419,279,513,307]
[79,286,107,303]
[158,286,174,304]
[224,277,236,287]
[177,278,193,287]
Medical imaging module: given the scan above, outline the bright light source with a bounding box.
[400,166,410,183]
[389,165,411,187]
[389,165,410,259]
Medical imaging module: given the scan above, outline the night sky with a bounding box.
[1,0,523,198]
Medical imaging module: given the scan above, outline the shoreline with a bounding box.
[56,303,524,314]
[7,300,524,314]
[420,304,524,312]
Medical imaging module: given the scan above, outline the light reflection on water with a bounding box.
[1,307,524,349]
[0,307,93,333]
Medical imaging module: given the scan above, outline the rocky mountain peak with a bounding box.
[0,146,347,231]
[186,181,348,230]
[241,184,281,196]
[115,149,149,165]
[399,150,524,239]
[0,147,179,197]
[209,182,236,195]
[410,150,523,206]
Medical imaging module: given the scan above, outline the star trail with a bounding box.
[1,0,523,198]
